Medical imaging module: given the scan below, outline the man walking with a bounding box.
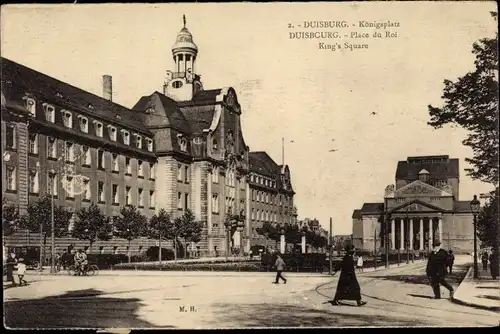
[426,241,454,299]
[273,253,287,284]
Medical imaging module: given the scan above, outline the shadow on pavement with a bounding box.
[407,293,434,299]
[4,288,167,329]
[477,286,499,290]
[368,264,469,286]
[478,295,500,301]
[210,303,419,327]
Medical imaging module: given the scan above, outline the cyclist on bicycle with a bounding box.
[74,249,88,276]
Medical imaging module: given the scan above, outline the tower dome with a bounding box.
[172,15,198,54]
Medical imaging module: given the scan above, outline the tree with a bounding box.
[148,209,173,263]
[19,195,72,261]
[113,205,147,263]
[2,201,19,236]
[427,12,498,251]
[256,221,280,250]
[477,189,499,249]
[177,209,202,258]
[284,223,301,252]
[72,203,112,253]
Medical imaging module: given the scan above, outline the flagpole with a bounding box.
[282,137,284,166]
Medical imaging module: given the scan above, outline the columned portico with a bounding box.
[385,214,444,251]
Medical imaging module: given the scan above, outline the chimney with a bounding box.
[103,75,113,101]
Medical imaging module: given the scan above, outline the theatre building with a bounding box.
[352,155,475,254]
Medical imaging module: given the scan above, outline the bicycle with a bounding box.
[67,263,96,276]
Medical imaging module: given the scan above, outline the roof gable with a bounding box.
[390,199,444,213]
[249,151,279,177]
[392,180,452,198]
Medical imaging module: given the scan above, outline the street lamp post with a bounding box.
[49,169,56,274]
[384,198,390,269]
[470,194,481,279]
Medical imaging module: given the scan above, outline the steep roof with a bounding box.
[395,156,459,181]
[181,106,216,135]
[360,203,385,214]
[1,57,151,135]
[352,209,362,219]
[454,200,474,213]
[248,151,280,177]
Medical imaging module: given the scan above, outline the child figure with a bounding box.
[16,258,27,286]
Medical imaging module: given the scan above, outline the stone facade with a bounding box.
[352,155,475,254]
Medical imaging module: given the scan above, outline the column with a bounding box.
[400,219,405,250]
[280,234,285,254]
[409,219,414,250]
[301,234,306,253]
[429,218,434,247]
[419,218,424,250]
[438,216,443,243]
[391,219,396,250]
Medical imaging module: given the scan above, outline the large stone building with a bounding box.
[1,17,296,257]
[352,155,475,254]
[247,151,296,246]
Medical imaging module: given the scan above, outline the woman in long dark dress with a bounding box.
[332,245,366,306]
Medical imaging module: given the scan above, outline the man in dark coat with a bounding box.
[489,250,499,280]
[426,241,454,299]
[332,245,366,306]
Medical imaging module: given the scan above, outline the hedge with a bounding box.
[113,260,262,271]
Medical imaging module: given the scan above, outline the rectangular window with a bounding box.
[48,173,58,196]
[256,209,260,221]
[212,194,219,213]
[43,104,55,123]
[112,184,119,204]
[81,146,91,166]
[211,167,219,184]
[177,164,182,181]
[65,142,75,162]
[251,209,255,220]
[184,193,189,210]
[108,125,117,141]
[29,170,39,194]
[98,181,105,203]
[5,125,15,149]
[66,176,75,198]
[112,154,119,172]
[184,165,189,183]
[62,111,72,128]
[149,190,155,208]
[178,192,182,209]
[79,116,88,133]
[47,137,57,158]
[126,157,132,175]
[29,133,38,154]
[138,160,144,177]
[98,150,105,170]
[147,138,153,152]
[138,188,144,207]
[122,130,130,145]
[126,186,132,205]
[6,166,16,190]
[83,179,91,201]
[150,164,156,179]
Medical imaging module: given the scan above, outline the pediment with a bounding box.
[394,180,452,197]
[392,200,443,213]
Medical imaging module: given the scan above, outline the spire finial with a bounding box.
[183,14,186,28]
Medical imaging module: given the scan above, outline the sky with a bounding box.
[1,2,497,235]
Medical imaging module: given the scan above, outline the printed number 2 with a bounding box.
[288,23,293,28]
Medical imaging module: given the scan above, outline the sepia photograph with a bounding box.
[1,1,499,329]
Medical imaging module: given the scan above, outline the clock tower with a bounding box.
[163,15,204,101]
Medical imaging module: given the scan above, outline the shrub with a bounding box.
[113,260,262,271]
[145,246,176,261]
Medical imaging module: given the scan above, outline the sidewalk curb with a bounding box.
[450,266,500,312]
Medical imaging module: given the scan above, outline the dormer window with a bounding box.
[78,115,88,133]
[145,108,155,114]
[212,139,218,150]
[93,120,103,137]
[418,169,430,183]
[43,103,55,123]
[121,130,130,145]
[87,103,95,110]
[62,110,72,128]
[55,92,63,98]
[24,97,36,117]
[135,134,142,149]
[180,138,187,152]
[146,138,153,152]
[108,125,117,141]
